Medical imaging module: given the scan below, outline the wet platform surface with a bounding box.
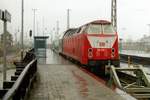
[28,49,135,100]
[38,50,71,65]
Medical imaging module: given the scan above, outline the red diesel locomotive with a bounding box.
[61,20,119,72]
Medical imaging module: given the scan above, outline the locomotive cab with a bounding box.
[86,23,115,35]
[83,21,119,67]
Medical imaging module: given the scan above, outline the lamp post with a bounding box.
[21,0,24,61]
[32,9,37,37]
[3,19,7,81]
[67,9,70,30]
[0,10,11,81]
[111,0,117,32]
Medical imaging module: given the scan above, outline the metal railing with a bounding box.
[0,48,37,100]
[120,54,150,65]
[2,59,37,100]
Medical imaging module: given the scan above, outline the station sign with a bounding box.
[4,10,11,22]
[0,10,11,22]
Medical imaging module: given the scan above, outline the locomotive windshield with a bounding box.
[86,24,115,34]
[86,24,102,34]
[103,24,115,34]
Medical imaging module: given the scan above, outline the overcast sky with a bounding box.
[0,0,150,42]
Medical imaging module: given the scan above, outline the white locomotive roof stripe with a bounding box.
[87,36,117,48]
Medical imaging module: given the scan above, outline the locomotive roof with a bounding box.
[66,28,77,31]
[90,20,111,24]
[63,28,78,38]
[91,20,111,24]
[62,20,112,38]
[82,20,111,27]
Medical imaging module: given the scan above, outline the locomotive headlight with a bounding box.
[88,48,93,58]
[111,48,115,57]
[112,48,115,53]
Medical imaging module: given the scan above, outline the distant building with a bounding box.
[140,35,150,42]
[0,31,13,48]
[121,35,150,52]
[140,35,150,51]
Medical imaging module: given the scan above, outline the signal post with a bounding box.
[0,9,11,81]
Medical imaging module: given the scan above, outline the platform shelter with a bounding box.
[34,36,49,58]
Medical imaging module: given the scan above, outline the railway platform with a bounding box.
[28,49,135,100]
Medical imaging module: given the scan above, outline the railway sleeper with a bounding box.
[131,93,150,99]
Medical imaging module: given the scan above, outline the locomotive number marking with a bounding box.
[99,42,105,47]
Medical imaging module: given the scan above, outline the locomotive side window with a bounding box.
[102,24,115,34]
[86,24,102,34]
[71,29,77,35]
[63,31,68,38]
[80,26,87,33]
[63,30,70,38]
[67,30,72,36]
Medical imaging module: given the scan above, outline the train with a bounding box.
[53,20,120,73]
